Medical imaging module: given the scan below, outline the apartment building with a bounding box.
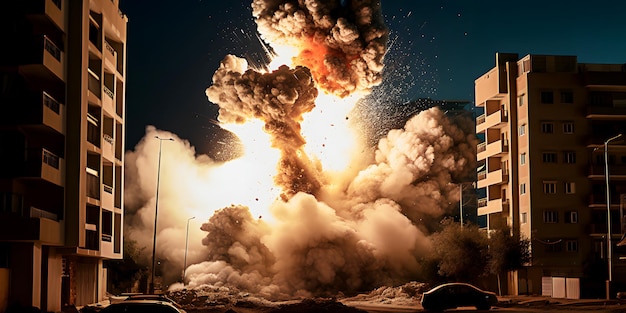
[0,0,127,311]
[475,53,626,298]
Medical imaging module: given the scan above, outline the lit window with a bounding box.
[520,153,526,165]
[543,181,557,194]
[519,124,526,136]
[564,151,576,164]
[518,95,524,106]
[541,122,554,134]
[541,90,554,104]
[521,212,528,224]
[542,152,557,163]
[543,210,559,223]
[563,122,574,134]
[565,182,576,194]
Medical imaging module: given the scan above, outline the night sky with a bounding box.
[119,0,626,156]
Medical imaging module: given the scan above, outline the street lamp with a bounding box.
[183,216,195,284]
[150,136,174,294]
[604,133,622,298]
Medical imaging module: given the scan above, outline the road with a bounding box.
[346,299,626,313]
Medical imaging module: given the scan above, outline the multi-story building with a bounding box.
[0,0,127,311]
[475,53,626,298]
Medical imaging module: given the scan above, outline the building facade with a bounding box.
[0,0,127,311]
[475,53,626,298]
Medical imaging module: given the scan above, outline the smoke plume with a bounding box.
[206,55,322,199]
[123,0,478,298]
[252,0,389,97]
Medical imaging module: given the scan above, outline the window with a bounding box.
[563,122,574,134]
[541,90,554,104]
[520,183,526,195]
[519,124,526,136]
[564,151,576,164]
[565,240,578,252]
[542,152,557,163]
[520,153,526,165]
[543,181,557,194]
[565,182,576,194]
[565,211,578,223]
[561,90,574,103]
[521,212,528,224]
[545,241,563,252]
[541,122,554,134]
[543,210,559,223]
[518,95,524,107]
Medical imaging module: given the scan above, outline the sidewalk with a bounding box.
[497,295,624,308]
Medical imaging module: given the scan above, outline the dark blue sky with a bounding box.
[119,0,626,155]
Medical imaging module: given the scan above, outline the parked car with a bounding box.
[100,299,183,313]
[421,282,498,311]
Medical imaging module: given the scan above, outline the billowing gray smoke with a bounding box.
[252,0,389,97]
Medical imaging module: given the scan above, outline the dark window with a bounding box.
[564,151,576,164]
[561,90,574,103]
[543,210,559,223]
[543,152,557,163]
[565,211,578,223]
[541,91,554,104]
[541,122,554,134]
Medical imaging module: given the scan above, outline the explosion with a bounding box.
[124,0,477,299]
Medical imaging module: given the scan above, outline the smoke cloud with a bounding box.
[206,55,322,199]
[123,0,478,298]
[252,0,388,97]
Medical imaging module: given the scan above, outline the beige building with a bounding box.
[475,53,626,298]
[0,0,127,311]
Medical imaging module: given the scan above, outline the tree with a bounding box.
[106,238,149,294]
[430,218,489,284]
[486,225,531,295]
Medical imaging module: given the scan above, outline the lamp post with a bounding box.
[604,133,622,299]
[183,216,195,284]
[150,136,174,294]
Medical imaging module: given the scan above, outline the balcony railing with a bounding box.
[30,206,58,221]
[103,184,113,194]
[105,41,116,56]
[476,114,485,125]
[478,170,487,181]
[478,197,487,208]
[43,91,60,114]
[42,148,60,169]
[477,142,486,153]
[43,36,61,61]
[103,134,114,144]
[102,233,112,242]
[103,85,114,99]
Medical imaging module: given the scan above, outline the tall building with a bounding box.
[0,0,127,311]
[475,53,626,298]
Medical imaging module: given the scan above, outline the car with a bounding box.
[100,299,184,313]
[421,282,498,311]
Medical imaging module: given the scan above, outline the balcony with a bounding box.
[477,197,509,216]
[477,168,509,188]
[18,35,64,82]
[18,148,65,186]
[586,106,626,119]
[23,0,65,31]
[588,165,626,179]
[0,207,62,245]
[477,139,508,160]
[475,68,507,105]
[104,41,117,71]
[476,109,508,133]
[1,91,64,134]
